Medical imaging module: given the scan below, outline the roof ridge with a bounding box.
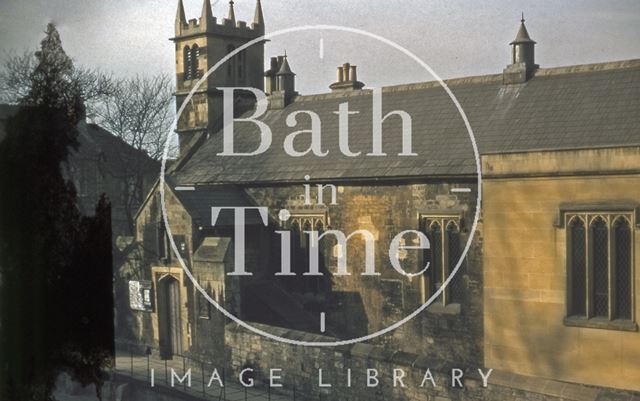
[535,58,640,77]
[293,58,640,103]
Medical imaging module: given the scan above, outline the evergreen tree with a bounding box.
[0,23,112,400]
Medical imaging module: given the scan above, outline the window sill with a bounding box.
[426,303,461,315]
[563,316,638,332]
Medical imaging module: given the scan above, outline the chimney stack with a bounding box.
[264,57,279,95]
[330,63,365,92]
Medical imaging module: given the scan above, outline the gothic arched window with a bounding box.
[238,50,245,83]
[226,44,236,82]
[447,222,463,303]
[420,216,465,308]
[590,217,609,318]
[614,217,632,320]
[568,217,586,316]
[427,221,442,299]
[565,212,635,326]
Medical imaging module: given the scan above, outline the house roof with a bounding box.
[0,104,20,142]
[173,59,640,185]
[73,121,159,177]
[0,105,160,177]
[170,183,265,226]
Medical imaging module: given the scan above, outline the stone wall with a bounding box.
[483,148,640,392]
[225,323,640,401]
[120,180,485,381]
[246,181,483,363]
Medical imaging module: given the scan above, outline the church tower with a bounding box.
[172,0,265,155]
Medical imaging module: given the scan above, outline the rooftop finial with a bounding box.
[521,12,525,23]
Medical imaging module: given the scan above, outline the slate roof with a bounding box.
[170,183,265,226]
[193,237,231,262]
[0,105,159,177]
[74,121,159,177]
[172,59,640,185]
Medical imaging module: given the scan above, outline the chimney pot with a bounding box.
[350,65,358,83]
[343,63,351,81]
[330,62,365,93]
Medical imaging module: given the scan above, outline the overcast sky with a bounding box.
[1,0,639,94]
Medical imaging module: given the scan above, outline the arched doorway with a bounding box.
[157,275,182,359]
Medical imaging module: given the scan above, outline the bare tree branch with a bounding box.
[0,44,176,236]
[0,51,37,102]
[95,74,175,160]
[0,49,116,112]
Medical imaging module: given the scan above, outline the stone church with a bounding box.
[119,1,640,399]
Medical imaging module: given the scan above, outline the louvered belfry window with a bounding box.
[566,213,634,323]
[183,45,191,81]
[182,44,201,81]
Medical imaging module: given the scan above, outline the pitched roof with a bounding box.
[173,59,640,185]
[73,121,159,176]
[170,184,265,226]
[0,104,20,142]
[0,106,159,177]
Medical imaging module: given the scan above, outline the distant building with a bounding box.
[123,2,640,399]
[0,105,159,238]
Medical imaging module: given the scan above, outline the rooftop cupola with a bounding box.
[503,14,539,84]
[330,63,365,92]
[269,53,297,109]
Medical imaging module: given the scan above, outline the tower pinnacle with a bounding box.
[175,0,187,35]
[201,0,214,28]
[227,0,236,24]
[254,0,265,27]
